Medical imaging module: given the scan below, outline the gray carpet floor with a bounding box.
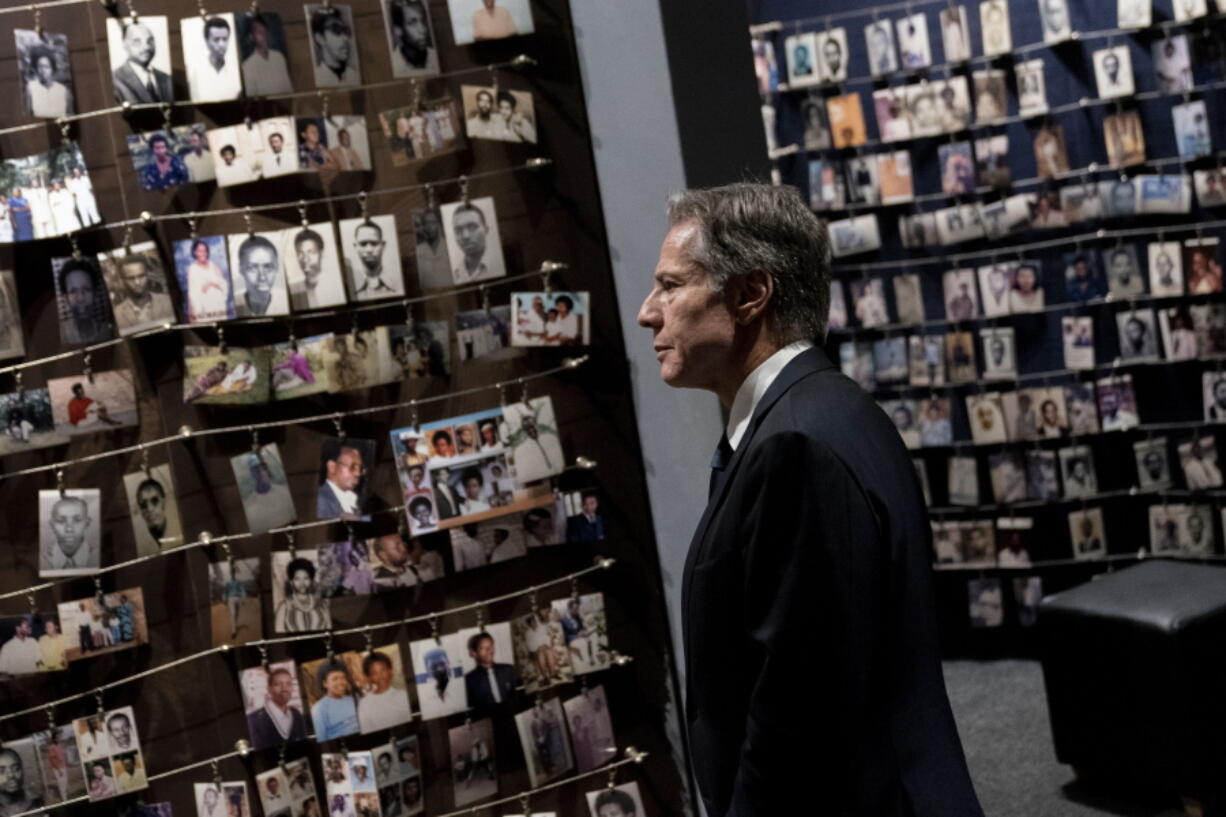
[943,660,1187,817]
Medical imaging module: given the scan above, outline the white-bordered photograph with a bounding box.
[828,214,881,258]
[255,116,298,178]
[1061,315,1095,370]
[815,27,849,83]
[440,197,507,285]
[896,13,932,69]
[462,85,537,143]
[1105,244,1145,298]
[977,263,1013,318]
[1160,304,1198,360]
[1016,59,1048,117]
[1179,435,1223,489]
[980,0,1012,56]
[873,88,911,143]
[1093,46,1134,100]
[1134,438,1172,490]
[449,717,497,806]
[564,686,617,773]
[409,632,468,719]
[783,33,820,88]
[936,75,972,133]
[1069,507,1107,560]
[228,231,291,318]
[905,82,941,138]
[1154,34,1193,94]
[1034,123,1068,179]
[448,0,534,45]
[15,28,75,118]
[1148,241,1185,296]
[105,16,173,104]
[973,70,1007,123]
[182,14,242,103]
[1118,0,1151,28]
[233,444,298,536]
[1059,445,1098,498]
[943,268,979,321]
[383,0,439,78]
[38,488,102,578]
[47,370,138,436]
[935,204,985,245]
[894,274,925,325]
[940,6,971,62]
[206,123,261,186]
[877,151,914,205]
[305,3,361,88]
[989,451,1027,504]
[127,126,212,191]
[980,327,1017,380]
[96,242,176,335]
[948,456,979,507]
[51,256,114,346]
[236,11,293,96]
[584,782,645,817]
[515,698,574,788]
[281,223,347,311]
[339,215,405,301]
[324,114,372,171]
[864,19,898,75]
[966,392,1008,444]
[1009,261,1044,313]
[1038,0,1072,44]
[1173,100,1211,160]
[1116,308,1160,361]
[1174,0,1210,22]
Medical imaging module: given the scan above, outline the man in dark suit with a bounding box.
[246,666,308,749]
[637,184,983,817]
[463,631,518,712]
[564,491,604,541]
[112,21,174,104]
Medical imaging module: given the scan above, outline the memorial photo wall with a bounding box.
[0,0,686,814]
[751,0,1226,652]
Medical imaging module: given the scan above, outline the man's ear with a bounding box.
[729,269,773,326]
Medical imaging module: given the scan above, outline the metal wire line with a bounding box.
[0,55,536,138]
[0,555,616,725]
[932,551,1226,571]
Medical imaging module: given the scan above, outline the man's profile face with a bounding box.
[50,498,89,555]
[453,210,488,259]
[242,246,279,293]
[65,269,97,320]
[354,225,384,271]
[124,24,156,67]
[206,24,230,63]
[638,222,737,390]
[136,485,166,530]
[328,447,363,491]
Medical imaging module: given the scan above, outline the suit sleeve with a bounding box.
[727,431,888,815]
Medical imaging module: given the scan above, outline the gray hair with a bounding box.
[667,183,831,343]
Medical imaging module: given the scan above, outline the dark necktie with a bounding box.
[709,434,733,500]
[146,78,159,102]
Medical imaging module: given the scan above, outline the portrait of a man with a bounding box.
[0,744,45,814]
[39,489,101,578]
[107,16,174,104]
[384,0,439,77]
[183,13,242,102]
[99,245,176,334]
[238,12,293,96]
[284,224,346,309]
[441,197,507,285]
[243,663,308,750]
[122,465,184,555]
[307,4,362,88]
[231,232,289,317]
[53,256,114,346]
[340,215,405,301]
[462,628,519,712]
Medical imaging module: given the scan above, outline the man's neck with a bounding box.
[716,331,783,409]
[464,253,484,272]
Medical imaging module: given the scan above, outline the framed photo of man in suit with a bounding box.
[105,17,174,104]
[182,14,242,103]
[316,436,377,520]
[457,622,518,714]
[240,660,308,750]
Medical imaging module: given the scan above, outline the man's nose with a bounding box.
[637,292,659,328]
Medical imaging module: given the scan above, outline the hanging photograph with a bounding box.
[232,443,297,534]
[325,114,373,171]
[227,231,291,317]
[55,588,147,662]
[1118,0,1151,27]
[378,97,463,165]
[1069,508,1106,560]
[209,557,262,647]
[47,370,138,436]
[515,698,574,788]
[980,0,1011,56]
[51,256,115,346]
[783,32,820,89]
[97,243,176,334]
[895,13,932,69]
[1134,438,1172,490]
[1038,0,1072,44]
[940,6,970,63]
[296,117,336,171]
[550,592,610,675]
[323,328,400,392]
[408,633,468,719]
[815,27,848,83]
[826,93,867,148]
[510,292,590,347]
[439,196,507,285]
[456,306,513,361]
[38,488,102,578]
[0,270,24,361]
[183,345,270,405]
[1184,237,1222,294]
[1093,46,1134,100]
[873,88,910,142]
[389,320,450,378]
[0,613,66,677]
[206,123,261,186]
[72,706,147,800]
[182,13,243,103]
[449,718,497,806]
[280,223,347,311]
[195,782,249,817]
[305,3,362,87]
[1154,34,1193,94]
[105,16,174,104]
[383,0,439,77]
[0,388,67,457]
[462,85,537,143]
[585,783,646,817]
[564,686,617,773]
[32,725,87,804]
[270,333,332,401]
[15,28,75,118]
[512,606,573,693]
[864,19,898,75]
[237,11,293,96]
[448,0,535,45]
[339,214,406,301]
[270,549,331,634]
[1016,59,1047,117]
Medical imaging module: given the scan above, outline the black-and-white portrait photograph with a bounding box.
[106,16,173,104]
[989,451,1027,504]
[935,204,985,245]
[1149,504,1184,555]
[1204,371,1226,421]
[1118,0,1151,28]
[1038,0,1072,44]
[1105,244,1145,298]
[0,271,25,362]
[305,3,362,88]
[96,243,176,335]
[447,0,535,45]
[15,29,75,119]
[864,20,898,76]
[441,197,507,285]
[325,114,372,171]
[257,116,298,178]
[1133,438,1172,490]
[1061,315,1095,370]
[893,274,925,325]
[564,686,617,773]
[1161,304,1199,360]
[980,327,1017,380]
[980,0,1012,56]
[947,456,979,507]
[0,738,48,812]
[1174,0,1209,22]
[1180,436,1224,489]
[1093,46,1134,100]
[237,12,293,96]
[51,256,115,346]
[977,263,1013,318]
[939,76,973,133]
[207,123,260,186]
[904,82,941,138]
[1059,445,1098,499]
[281,223,347,310]
[462,85,537,143]
[907,335,944,387]
[784,32,819,88]
[515,697,575,788]
[1025,450,1060,501]
[973,70,1007,123]
[339,215,405,301]
[1181,504,1214,555]
[895,13,932,70]
[1149,241,1185,296]
[585,782,645,817]
[1069,508,1106,560]
[383,0,439,77]
[182,13,242,103]
[1116,308,1159,361]
[1016,59,1048,117]
[38,489,101,578]
[1154,35,1193,94]
[270,550,329,634]
[943,268,979,321]
[969,578,1004,627]
[411,206,453,292]
[940,6,970,63]
[815,28,848,84]
[1065,383,1100,435]
[122,465,183,556]
[228,231,291,317]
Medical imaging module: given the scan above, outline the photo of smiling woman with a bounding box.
[272,550,331,633]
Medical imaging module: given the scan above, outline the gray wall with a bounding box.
[569,1,725,813]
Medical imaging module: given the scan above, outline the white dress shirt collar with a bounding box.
[326,480,359,514]
[725,340,814,451]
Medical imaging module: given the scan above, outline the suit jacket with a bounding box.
[246,706,307,750]
[464,663,519,711]
[682,346,983,817]
[565,514,604,542]
[112,61,173,104]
